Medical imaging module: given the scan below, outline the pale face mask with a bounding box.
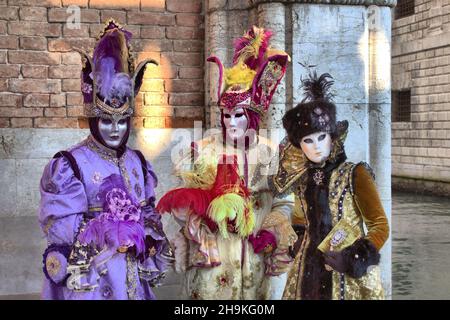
[300,131,332,164]
[98,117,128,149]
[222,105,249,142]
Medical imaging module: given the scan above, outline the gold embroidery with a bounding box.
[46,255,61,277]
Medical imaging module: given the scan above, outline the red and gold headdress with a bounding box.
[208,26,290,117]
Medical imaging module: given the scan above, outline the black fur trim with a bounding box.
[342,238,380,279]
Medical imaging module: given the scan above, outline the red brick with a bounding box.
[49,65,81,79]
[8,22,61,37]
[63,24,90,37]
[19,7,47,21]
[0,36,18,49]
[48,38,96,52]
[173,40,203,52]
[80,9,100,23]
[88,23,140,38]
[62,79,80,92]
[167,117,203,128]
[0,52,5,64]
[0,65,20,78]
[21,65,48,78]
[10,0,61,6]
[169,93,203,106]
[175,106,204,118]
[140,0,165,12]
[67,92,82,106]
[24,94,50,107]
[140,26,165,39]
[142,62,177,79]
[50,94,66,107]
[140,79,164,92]
[67,105,84,117]
[78,118,89,128]
[62,0,88,6]
[167,52,202,66]
[166,26,203,40]
[136,105,174,117]
[49,8,99,23]
[176,14,203,27]
[127,12,175,26]
[0,79,7,91]
[0,94,22,107]
[0,118,10,128]
[62,52,81,65]
[8,51,60,65]
[143,116,166,128]
[90,0,140,10]
[35,117,79,128]
[45,108,67,117]
[10,79,61,94]
[100,10,126,23]
[11,118,33,128]
[134,52,161,64]
[0,7,18,20]
[130,39,173,52]
[165,79,203,93]
[144,93,169,106]
[19,37,47,51]
[0,107,43,117]
[0,21,6,34]
[179,67,203,79]
[167,0,202,13]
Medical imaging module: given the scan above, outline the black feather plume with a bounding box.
[301,71,335,103]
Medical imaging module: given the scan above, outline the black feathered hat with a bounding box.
[283,72,338,148]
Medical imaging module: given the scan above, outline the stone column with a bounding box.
[205,0,229,128]
[257,2,287,131]
[368,5,393,299]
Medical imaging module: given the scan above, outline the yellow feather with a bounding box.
[178,155,218,189]
[207,194,246,239]
[224,62,256,91]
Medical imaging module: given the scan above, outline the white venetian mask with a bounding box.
[300,131,332,164]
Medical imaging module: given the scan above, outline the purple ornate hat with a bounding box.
[76,19,156,120]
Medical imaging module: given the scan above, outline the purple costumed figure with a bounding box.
[38,19,173,300]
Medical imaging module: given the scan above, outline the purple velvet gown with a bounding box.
[39,135,172,300]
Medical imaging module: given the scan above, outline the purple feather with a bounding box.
[93,28,132,105]
[79,218,146,255]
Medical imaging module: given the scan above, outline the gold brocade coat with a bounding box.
[166,133,297,300]
[272,139,388,300]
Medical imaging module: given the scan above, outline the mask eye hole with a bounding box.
[118,119,127,125]
[303,138,313,144]
[235,113,244,118]
[101,119,112,125]
[224,114,231,119]
[318,134,326,141]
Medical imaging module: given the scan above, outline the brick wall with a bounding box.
[391,0,450,193]
[0,0,205,129]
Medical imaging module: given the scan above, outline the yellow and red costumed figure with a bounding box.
[157,26,297,300]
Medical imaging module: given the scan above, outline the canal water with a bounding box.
[393,191,450,300]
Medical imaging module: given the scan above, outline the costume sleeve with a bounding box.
[139,160,174,286]
[39,156,87,246]
[258,193,298,276]
[353,164,389,251]
[341,164,390,278]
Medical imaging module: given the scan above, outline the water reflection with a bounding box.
[393,191,450,300]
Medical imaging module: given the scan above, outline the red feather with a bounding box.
[156,188,212,217]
